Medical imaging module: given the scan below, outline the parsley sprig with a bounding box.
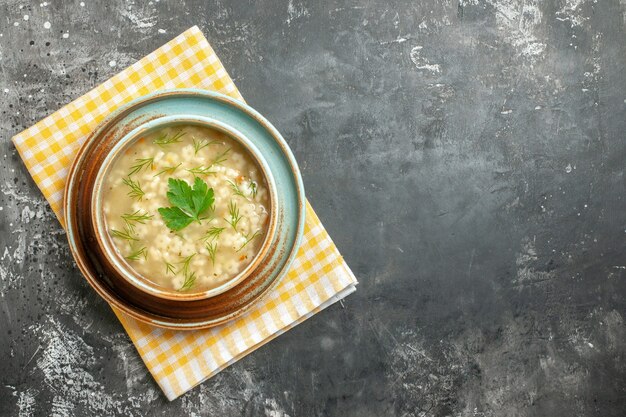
[158,177,214,231]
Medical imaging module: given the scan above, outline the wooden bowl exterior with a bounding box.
[64,90,305,330]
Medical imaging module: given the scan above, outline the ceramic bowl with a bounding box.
[64,89,305,330]
[92,116,279,300]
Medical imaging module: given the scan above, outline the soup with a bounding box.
[102,125,270,292]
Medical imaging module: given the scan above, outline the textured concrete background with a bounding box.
[1,0,626,416]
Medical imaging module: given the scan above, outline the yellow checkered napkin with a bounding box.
[11,26,357,400]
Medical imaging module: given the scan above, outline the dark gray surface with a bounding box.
[1,0,625,415]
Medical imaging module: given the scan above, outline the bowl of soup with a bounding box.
[64,90,305,329]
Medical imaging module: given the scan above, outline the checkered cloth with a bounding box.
[11,26,357,400]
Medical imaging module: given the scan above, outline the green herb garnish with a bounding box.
[128,157,154,176]
[186,166,217,176]
[206,242,218,265]
[185,147,231,176]
[121,210,153,232]
[237,230,262,252]
[179,254,195,276]
[211,147,231,165]
[164,261,176,275]
[111,227,139,242]
[154,163,181,177]
[193,138,218,155]
[122,177,145,201]
[178,253,197,291]
[126,246,148,261]
[227,179,249,200]
[179,271,197,291]
[153,131,185,147]
[225,200,242,231]
[250,181,258,198]
[200,226,224,242]
[158,177,214,231]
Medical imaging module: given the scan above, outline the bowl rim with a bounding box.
[91,115,279,301]
[64,88,306,329]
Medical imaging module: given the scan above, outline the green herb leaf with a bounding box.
[153,131,185,147]
[193,138,218,155]
[121,209,153,223]
[158,177,214,231]
[121,209,153,232]
[227,179,249,200]
[190,177,212,215]
[122,177,145,201]
[164,261,176,275]
[128,157,154,176]
[111,227,138,242]
[225,200,242,231]
[154,163,181,177]
[158,207,194,231]
[237,230,262,252]
[179,253,195,276]
[211,147,231,166]
[166,178,195,215]
[186,166,216,176]
[177,253,197,291]
[206,241,218,265]
[179,271,197,291]
[126,246,147,261]
[200,226,224,242]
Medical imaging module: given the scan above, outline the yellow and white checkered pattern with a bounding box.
[12,26,357,400]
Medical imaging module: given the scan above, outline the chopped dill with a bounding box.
[164,261,176,275]
[121,210,153,232]
[193,138,218,155]
[211,147,231,166]
[225,200,242,231]
[206,242,218,265]
[180,253,195,273]
[185,147,231,176]
[179,271,196,291]
[250,181,258,198]
[154,163,181,177]
[153,131,185,147]
[200,226,225,242]
[177,253,197,291]
[186,166,217,176]
[237,230,262,252]
[111,226,138,242]
[126,246,147,261]
[122,177,145,200]
[227,179,248,200]
[128,157,154,176]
